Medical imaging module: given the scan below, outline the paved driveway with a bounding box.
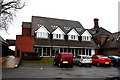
[2,62,119,79]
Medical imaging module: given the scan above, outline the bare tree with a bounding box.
[0,0,25,31]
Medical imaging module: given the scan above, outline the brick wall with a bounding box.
[15,35,34,56]
[22,28,31,36]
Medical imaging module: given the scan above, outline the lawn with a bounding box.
[22,57,54,64]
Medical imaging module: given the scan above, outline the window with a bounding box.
[53,34,64,39]
[76,28,83,31]
[82,36,91,41]
[64,27,71,30]
[36,32,48,38]
[37,24,43,27]
[51,25,58,28]
[68,35,78,40]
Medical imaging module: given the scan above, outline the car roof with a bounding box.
[93,55,105,57]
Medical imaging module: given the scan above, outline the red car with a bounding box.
[92,55,111,66]
[53,53,74,68]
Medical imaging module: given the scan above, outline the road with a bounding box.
[2,63,119,79]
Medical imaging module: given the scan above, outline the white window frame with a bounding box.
[53,34,64,40]
[68,35,78,40]
[36,32,48,38]
[82,36,91,41]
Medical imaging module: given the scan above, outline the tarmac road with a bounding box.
[2,63,119,79]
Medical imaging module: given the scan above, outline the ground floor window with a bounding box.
[34,47,93,57]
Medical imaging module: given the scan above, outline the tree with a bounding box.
[0,0,25,31]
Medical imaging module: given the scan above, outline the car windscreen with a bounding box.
[83,56,90,59]
[101,56,108,58]
[112,56,119,59]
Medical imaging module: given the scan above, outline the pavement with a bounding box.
[1,56,21,68]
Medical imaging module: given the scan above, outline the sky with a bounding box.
[0,0,120,40]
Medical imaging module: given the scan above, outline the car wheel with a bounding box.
[58,63,62,68]
[111,62,114,66]
[78,62,82,67]
[53,61,56,65]
[70,64,73,68]
[97,62,100,67]
[89,64,91,67]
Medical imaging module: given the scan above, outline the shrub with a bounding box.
[22,52,41,60]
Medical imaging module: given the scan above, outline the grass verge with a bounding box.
[22,57,54,64]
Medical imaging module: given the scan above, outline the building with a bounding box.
[15,16,99,57]
[0,36,9,57]
[101,32,120,56]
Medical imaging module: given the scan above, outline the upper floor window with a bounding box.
[68,35,78,40]
[82,36,91,41]
[36,32,48,38]
[53,34,64,40]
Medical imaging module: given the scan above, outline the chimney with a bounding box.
[94,18,99,28]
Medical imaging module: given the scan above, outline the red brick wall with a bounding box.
[22,28,31,36]
[15,35,34,56]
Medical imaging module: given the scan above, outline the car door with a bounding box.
[92,56,98,64]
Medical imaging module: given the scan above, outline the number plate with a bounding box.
[105,62,109,64]
[86,60,90,62]
[63,61,68,63]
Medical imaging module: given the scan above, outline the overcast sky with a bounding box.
[0,0,120,40]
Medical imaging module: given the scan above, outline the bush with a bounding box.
[22,52,41,60]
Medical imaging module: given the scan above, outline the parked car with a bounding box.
[73,55,92,67]
[108,56,120,66]
[92,55,111,67]
[53,53,74,68]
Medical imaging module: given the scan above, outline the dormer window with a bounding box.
[68,35,78,40]
[53,34,64,39]
[82,36,91,41]
[35,26,50,39]
[36,32,48,38]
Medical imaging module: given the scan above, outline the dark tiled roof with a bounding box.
[102,32,120,49]
[34,38,98,49]
[88,27,111,37]
[31,16,84,35]
[22,22,31,28]
[6,39,16,46]
[0,36,9,45]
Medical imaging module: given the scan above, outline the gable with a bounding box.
[81,30,92,37]
[52,27,65,34]
[67,29,79,36]
[35,26,50,33]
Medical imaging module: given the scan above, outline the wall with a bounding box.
[22,28,31,36]
[102,48,119,56]
[15,35,34,56]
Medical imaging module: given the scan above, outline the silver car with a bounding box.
[73,55,92,67]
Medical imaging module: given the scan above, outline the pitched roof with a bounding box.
[0,36,9,45]
[34,38,98,49]
[102,32,120,49]
[6,39,16,46]
[31,16,84,35]
[88,27,111,37]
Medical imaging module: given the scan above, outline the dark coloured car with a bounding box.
[53,53,74,68]
[92,55,111,67]
[108,56,120,66]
